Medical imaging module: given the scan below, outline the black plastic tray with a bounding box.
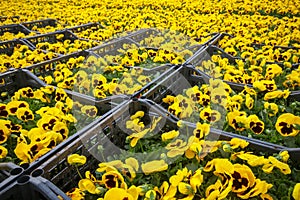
[88,37,139,57]
[214,32,300,50]
[0,24,31,39]
[67,22,104,34]
[185,45,300,91]
[0,16,20,23]
[136,66,300,156]
[88,37,179,71]
[0,69,46,96]
[138,64,300,107]
[127,28,160,44]
[0,169,69,200]
[88,35,200,74]
[195,32,220,46]
[0,163,27,194]
[25,50,90,77]
[184,45,246,89]
[24,49,174,99]
[127,28,206,55]
[213,33,300,66]
[0,39,35,57]
[24,99,174,192]
[23,30,79,49]
[21,19,58,33]
[0,69,129,190]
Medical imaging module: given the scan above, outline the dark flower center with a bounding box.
[232,171,249,190]
[278,122,293,135]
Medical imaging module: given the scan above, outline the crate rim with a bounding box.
[66,22,104,32]
[21,18,58,26]
[23,50,89,71]
[0,38,35,51]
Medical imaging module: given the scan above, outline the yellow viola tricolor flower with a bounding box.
[67,154,87,166]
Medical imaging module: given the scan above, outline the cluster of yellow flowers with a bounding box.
[0,44,58,73]
[33,33,99,55]
[65,110,300,200]
[0,31,35,41]
[163,77,300,146]
[35,46,187,98]
[197,54,300,90]
[0,86,99,164]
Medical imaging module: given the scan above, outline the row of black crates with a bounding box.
[0,95,299,199]
[0,19,65,36]
[0,36,194,192]
[0,28,300,199]
[0,31,212,194]
[2,29,299,87]
[1,64,300,199]
[1,96,300,199]
[0,27,213,74]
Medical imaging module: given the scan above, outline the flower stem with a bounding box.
[139,141,144,152]
[75,166,83,179]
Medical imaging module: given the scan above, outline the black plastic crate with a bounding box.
[25,98,299,195]
[0,163,27,193]
[0,39,61,72]
[135,65,246,102]
[89,36,198,74]
[216,32,300,51]
[214,33,300,66]
[24,99,176,192]
[0,70,46,187]
[0,169,69,200]
[0,69,129,189]
[0,68,128,109]
[88,37,180,70]
[209,32,234,46]
[0,69,46,96]
[139,64,300,108]
[137,66,300,150]
[127,28,217,68]
[128,28,205,54]
[181,34,221,66]
[128,28,197,47]
[21,19,59,33]
[210,127,300,164]
[0,39,35,57]
[24,30,79,49]
[67,22,104,34]
[67,23,136,43]
[0,68,128,108]
[185,45,300,91]
[134,65,246,105]
[25,50,90,77]
[24,49,174,99]
[0,24,32,39]
[23,30,99,56]
[195,32,220,46]
[127,28,160,44]
[184,45,246,86]
[88,37,139,57]
[187,45,243,67]
[0,16,20,23]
